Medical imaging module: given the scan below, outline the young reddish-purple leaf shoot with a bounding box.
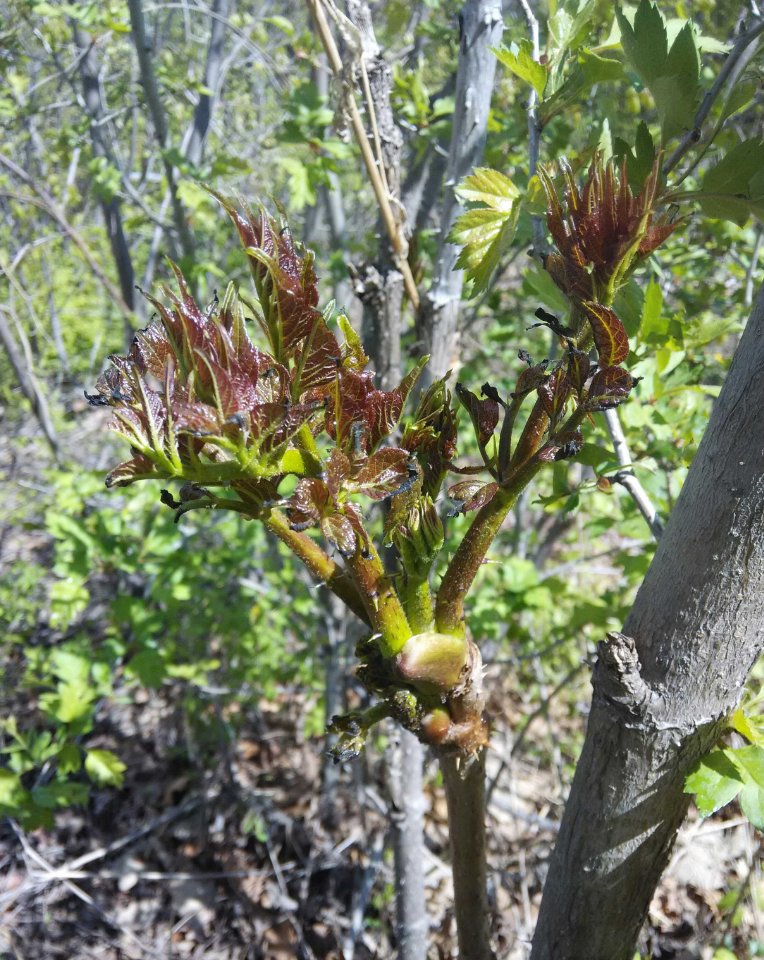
[582,302,630,366]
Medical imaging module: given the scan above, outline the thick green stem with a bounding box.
[402,574,435,634]
[346,545,412,657]
[441,750,494,960]
[436,458,543,635]
[263,509,371,626]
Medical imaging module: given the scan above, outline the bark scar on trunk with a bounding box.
[594,631,660,719]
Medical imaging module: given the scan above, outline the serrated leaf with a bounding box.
[350,448,415,501]
[85,749,127,787]
[583,302,629,366]
[450,169,521,294]
[616,0,668,85]
[494,40,547,98]
[454,168,520,210]
[684,749,744,817]
[740,783,764,829]
[701,138,764,225]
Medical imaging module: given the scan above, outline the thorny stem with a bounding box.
[345,544,413,657]
[263,509,371,625]
[435,458,543,636]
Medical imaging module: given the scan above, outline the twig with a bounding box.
[517,0,545,257]
[305,0,420,308]
[604,407,664,541]
[663,18,764,178]
[0,161,134,325]
[8,821,161,959]
[343,828,386,959]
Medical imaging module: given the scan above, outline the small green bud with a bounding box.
[394,631,469,694]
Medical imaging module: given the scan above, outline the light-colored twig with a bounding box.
[663,18,764,178]
[517,0,545,257]
[305,0,420,308]
[603,407,664,541]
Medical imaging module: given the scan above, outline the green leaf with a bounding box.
[57,742,82,775]
[126,649,167,689]
[85,749,126,787]
[731,707,764,745]
[494,40,547,98]
[578,48,624,84]
[454,168,519,210]
[616,0,668,85]
[0,768,29,814]
[450,169,521,294]
[640,279,667,342]
[684,748,744,817]
[740,782,764,829]
[700,138,764,225]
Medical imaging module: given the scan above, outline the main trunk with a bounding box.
[532,283,764,959]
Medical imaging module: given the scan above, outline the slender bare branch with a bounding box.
[663,17,764,177]
[603,407,663,541]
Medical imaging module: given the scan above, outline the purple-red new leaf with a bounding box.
[582,302,629,366]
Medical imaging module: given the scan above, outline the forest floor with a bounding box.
[0,418,762,960]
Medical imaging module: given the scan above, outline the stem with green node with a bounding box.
[263,509,371,626]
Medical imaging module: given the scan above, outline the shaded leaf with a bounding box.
[587,366,633,410]
[455,383,499,445]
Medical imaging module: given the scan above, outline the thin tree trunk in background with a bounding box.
[532,282,764,960]
[73,28,138,344]
[0,309,59,458]
[127,0,195,262]
[185,0,231,167]
[421,2,502,956]
[343,5,429,956]
[420,0,503,388]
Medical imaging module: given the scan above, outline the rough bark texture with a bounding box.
[532,283,764,960]
[420,0,503,388]
[343,7,428,956]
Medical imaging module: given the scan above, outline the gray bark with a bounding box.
[420,0,503,387]
[185,0,231,167]
[532,282,764,960]
[388,728,429,959]
[73,28,138,342]
[127,0,195,261]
